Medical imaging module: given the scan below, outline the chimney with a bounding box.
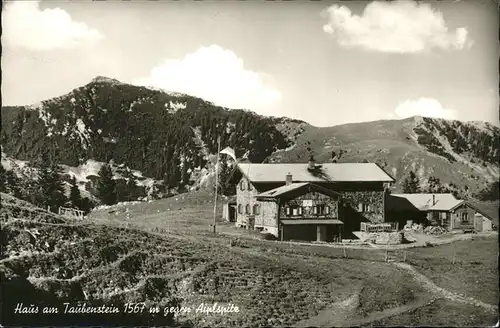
[432,195,436,206]
[285,173,293,186]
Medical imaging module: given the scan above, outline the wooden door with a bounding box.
[474,215,483,232]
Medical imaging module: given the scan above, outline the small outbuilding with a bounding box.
[386,193,496,232]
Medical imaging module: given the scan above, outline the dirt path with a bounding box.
[393,262,498,312]
[294,260,498,327]
[295,289,435,327]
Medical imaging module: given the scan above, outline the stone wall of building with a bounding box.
[342,191,385,223]
[235,176,258,228]
[235,177,279,235]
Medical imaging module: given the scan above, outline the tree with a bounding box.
[96,164,117,205]
[217,158,235,196]
[402,171,421,193]
[30,152,67,211]
[123,168,138,201]
[46,164,67,211]
[477,181,499,201]
[426,176,448,193]
[162,160,179,195]
[0,164,22,197]
[180,159,190,188]
[69,176,83,210]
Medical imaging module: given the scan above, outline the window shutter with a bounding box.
[298,207,303,215]
[358,203,363,212]
[313,206,318,214]
[325,206,330,214]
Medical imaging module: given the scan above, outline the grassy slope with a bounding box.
[3,192,498,326]
[406,236,499,305]
[367,298,498,327]
[0,193,427,327]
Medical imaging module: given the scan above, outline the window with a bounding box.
[245,204,250,214]
[240,181,246,191]
[253,204,260,215]
[461,212,469,223]
[285,206,302,216]
[238,204,243,214]
[248,183,253,191]
[313,205,329,215]
[358,204,371,213]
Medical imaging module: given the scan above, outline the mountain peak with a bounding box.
[90,76,124,85]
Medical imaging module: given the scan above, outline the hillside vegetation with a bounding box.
[1,76,498,203]
[2,193,497,327]
[0,193,427,326]
[1,76,304,185]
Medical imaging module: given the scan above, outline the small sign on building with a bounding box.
[302,200,313,207]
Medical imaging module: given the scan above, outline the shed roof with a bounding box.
[237,163,394,183]
[389,193,462,211]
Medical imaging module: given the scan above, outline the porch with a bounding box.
[280,219,343,243]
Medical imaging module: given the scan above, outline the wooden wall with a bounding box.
[278,191,340,219]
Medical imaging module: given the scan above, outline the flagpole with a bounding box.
[213,136,221,234]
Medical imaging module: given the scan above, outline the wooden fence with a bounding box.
[58,206,85,219]
[360,222,399,233]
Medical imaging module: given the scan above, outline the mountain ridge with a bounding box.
[1,76,498,200]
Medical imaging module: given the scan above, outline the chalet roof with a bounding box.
[237,163,394,183]
[257,182,309,198]
[390,193,462,211]
[256,182,341,200]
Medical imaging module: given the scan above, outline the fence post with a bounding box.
[385,249,388,262]
[452,251,456,264]
[403,251,407,263]
[343,246,347,259]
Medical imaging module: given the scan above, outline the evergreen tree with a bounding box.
[180,159,190,188]
[476,181,499,201]
[124,168,137,201]
[0,163,5,192]
[218,158,235,196]
[402,171,421,193]
[30,153,67,211]
[426,176,448,193]
[0,164,22,197]
[69,176,83,210]
[80,197,94,214]
[46,164,67,211]
[96,164,117,205]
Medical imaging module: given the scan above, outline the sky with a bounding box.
[2,0,499,127]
